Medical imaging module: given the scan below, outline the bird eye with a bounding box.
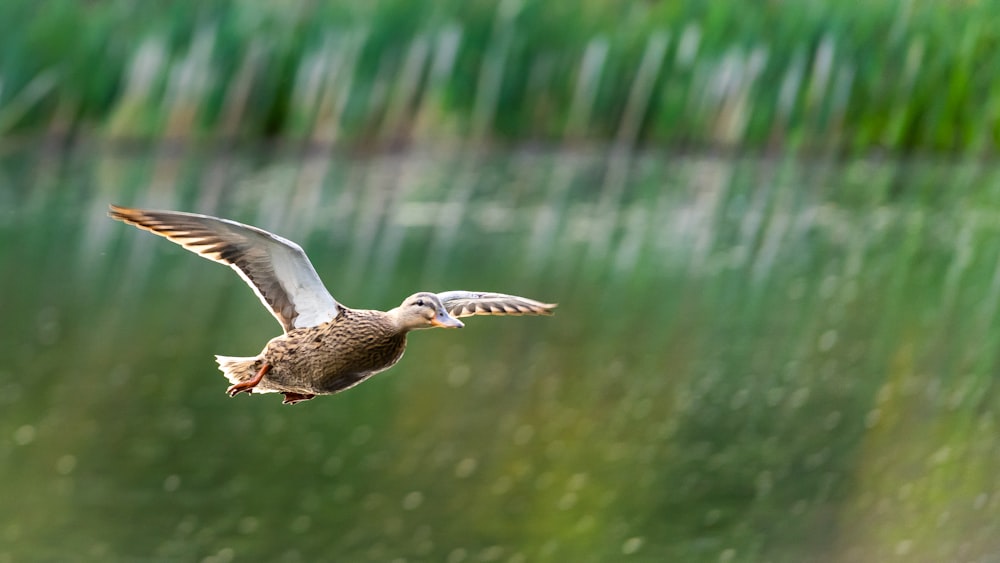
[415,299,425,307]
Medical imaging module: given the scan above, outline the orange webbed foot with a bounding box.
[226,363,271,397]
[282,392,316,405]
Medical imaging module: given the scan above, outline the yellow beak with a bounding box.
[431,311,464,328]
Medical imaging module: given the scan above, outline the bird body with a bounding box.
[108,205,556,404]
[217,308,408,399]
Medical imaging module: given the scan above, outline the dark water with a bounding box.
[2,146,999,562]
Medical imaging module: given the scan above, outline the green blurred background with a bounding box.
[2,1,1000,562]
[3,0,1000,150]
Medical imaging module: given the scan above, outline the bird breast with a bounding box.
[264,309,408,388]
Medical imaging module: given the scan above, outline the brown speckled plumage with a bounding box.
[109,205,556,405]
[245,309,408,395]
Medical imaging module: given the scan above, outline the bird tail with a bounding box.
[215,355,262,384]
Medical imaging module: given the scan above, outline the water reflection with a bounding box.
[1,146,999,561]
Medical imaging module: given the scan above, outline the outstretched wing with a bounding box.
[435,291,556,318]
[109,205,340,332]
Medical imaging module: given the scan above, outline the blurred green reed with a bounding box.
[1,0,999,151]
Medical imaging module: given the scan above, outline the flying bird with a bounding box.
[109,205,556,404]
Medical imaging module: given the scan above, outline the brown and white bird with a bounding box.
[109,205,556,404]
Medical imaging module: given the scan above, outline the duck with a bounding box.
[108,205,556,404]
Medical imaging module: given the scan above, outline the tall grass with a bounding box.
[1,0,999,152]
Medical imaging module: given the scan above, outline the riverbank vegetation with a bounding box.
[1,0,998,152]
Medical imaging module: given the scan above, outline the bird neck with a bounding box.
[384,307,410,333]
[384,307,427,333]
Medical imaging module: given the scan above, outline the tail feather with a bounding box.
[215,355,261,385]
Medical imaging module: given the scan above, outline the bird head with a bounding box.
[392,292,464,331]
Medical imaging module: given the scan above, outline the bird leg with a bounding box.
[282,392,316,405]
[227,362,270,397]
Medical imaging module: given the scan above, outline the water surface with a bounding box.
[1,146,998,561]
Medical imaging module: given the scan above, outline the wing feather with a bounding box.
[435,291,556,318]
[109,205,340,332]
